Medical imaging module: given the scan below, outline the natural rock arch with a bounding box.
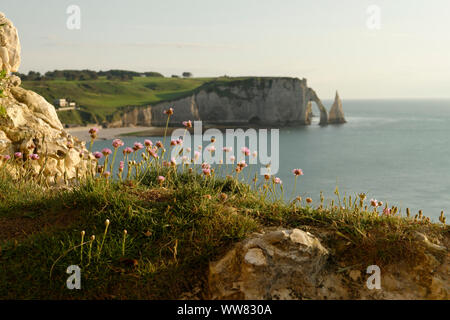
[305,89,328,125]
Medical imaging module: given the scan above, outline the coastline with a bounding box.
[66,124,282,142]
[67,126,169,141]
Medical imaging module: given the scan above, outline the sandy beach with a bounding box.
[66,125,238,142]
[67,126,171,142]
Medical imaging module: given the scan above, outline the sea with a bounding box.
[91,99,450,221]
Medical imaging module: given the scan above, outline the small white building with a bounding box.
[55,99,68,107]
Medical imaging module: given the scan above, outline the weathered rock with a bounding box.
[150,78,332,126]
[328,91,346,124]
[208,228,449,300]
[0,12,92,183]
[208,229,329,299]
[0,12,20,74]
[107,105,153,128]
[117,78,344,127]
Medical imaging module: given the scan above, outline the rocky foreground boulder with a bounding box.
[0,12,92,183]
[207,228,448,299]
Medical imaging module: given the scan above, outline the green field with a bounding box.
[21,76,213,125]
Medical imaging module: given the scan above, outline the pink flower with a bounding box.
[93,152,103,159]
[89,127,99,135]
[102,148,112,156]
[252,151,258,158]
[176,139,183,145]
[202,163,211,170]
[241,147,250,156]
[123,147,133,155]
[370,199,378,207]
[103,171,111,178]
[170,140,177,146]
[144,140,153,147]
[182,120,192,128]
[14,152,22,159]
[274,177,282,184]
[186,147,191,152]
[119,161,125,172]
[29,154,39,160]
[230,155,236,163]
[2,155,11,161]
[163,107,174,115]
[207,146,216,153]
[156,141,163,148]
[112,139,124,148]
[170,157,177,166]
[202,168,211,176]
[194,151,200,160]
[292,168,304,176]
[223,147,232,153]
[157,175,165,182]
[133,142,144,151]
[383,207,391,216]
[237,160,247,168]
[149,149,158,159]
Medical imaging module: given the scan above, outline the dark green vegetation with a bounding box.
[0,166,447,299]
[15,70,165,82]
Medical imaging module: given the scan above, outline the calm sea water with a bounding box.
[92,99,450,220]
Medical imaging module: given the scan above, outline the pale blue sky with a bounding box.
[2,0,450,98]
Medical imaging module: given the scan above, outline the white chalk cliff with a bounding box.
[115,78,345,127]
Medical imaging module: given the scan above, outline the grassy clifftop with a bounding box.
[21,76,294,126]
[0,132,448,299]
[21,76,211,125]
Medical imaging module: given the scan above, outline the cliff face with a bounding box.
[116,77,344,127]
[107,106,153,128]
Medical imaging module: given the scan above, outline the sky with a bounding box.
[2,0,450,99]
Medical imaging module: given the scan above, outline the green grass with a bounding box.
[0,151,448,299]
[21,76,212,124]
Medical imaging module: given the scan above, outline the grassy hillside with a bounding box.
[0,129,448,299]
[21,76,212,125]
[21,76,285,126]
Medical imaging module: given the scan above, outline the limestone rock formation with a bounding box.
[0,12,92,183]
[116,78,345,128]
[0,12,20,74]
[208,229,329,299]
[149,78,333,127]
[107,106,153,128]
[207,228,449,300]
[328,91,346,124]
